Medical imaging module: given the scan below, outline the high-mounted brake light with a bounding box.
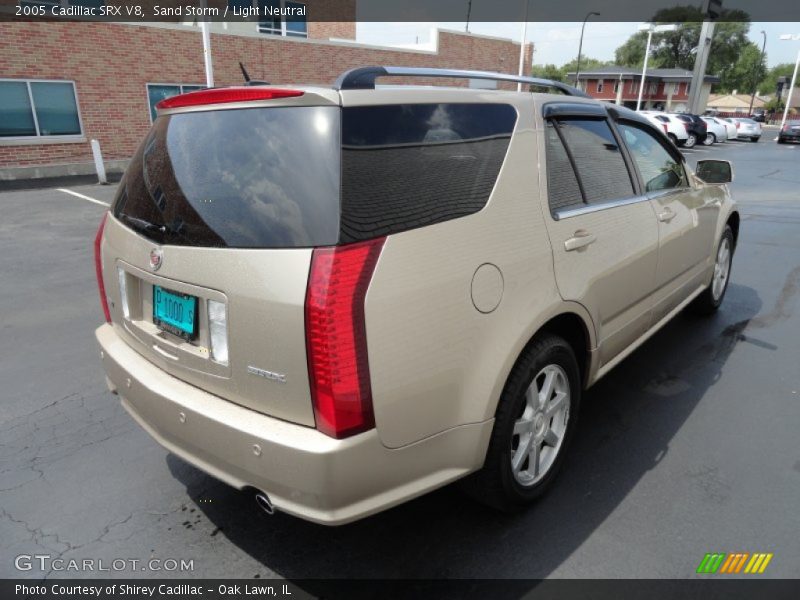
[94,212,111,323]
[305,238,385,439]
[156,88,304,110]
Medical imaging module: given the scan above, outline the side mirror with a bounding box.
[695,159,733,184]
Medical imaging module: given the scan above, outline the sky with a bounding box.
[357,22,800,68]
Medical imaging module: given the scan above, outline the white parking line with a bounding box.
[56,188,109,207]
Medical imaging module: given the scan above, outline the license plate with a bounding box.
[153,286,197,340]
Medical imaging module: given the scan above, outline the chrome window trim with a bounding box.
[552,194,650,221]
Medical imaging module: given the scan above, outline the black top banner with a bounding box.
[2,0,800,23]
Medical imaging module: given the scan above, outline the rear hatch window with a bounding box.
[114,106,340,248]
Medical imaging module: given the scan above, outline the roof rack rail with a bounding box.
[333,66,590,97]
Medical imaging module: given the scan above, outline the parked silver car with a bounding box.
[701,117,728,144]
[730,117,762,142]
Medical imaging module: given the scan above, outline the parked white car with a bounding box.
[730,118,762,142]
[717,118,738,141]
[639,111,690,146]
[701,117,728,144]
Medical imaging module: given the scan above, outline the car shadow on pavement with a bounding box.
[167,282,762,583]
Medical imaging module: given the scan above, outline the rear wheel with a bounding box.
[463,334,581,511]
[703,132,716,145]
[751,136,759,142]
[684,133,697,148]
[691,225,734,315]
[668,133,677,145]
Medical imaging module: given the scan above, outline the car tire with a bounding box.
[684,133,697,148]
[777,138,785,144]
[462,334,581,512]
[751,137,759,142]
[703,132,716,145]
[691,225,734,315]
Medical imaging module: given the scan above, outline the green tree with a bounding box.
[532,63,564,82]
[613,5,751,91]
[715,42,766,94]
[758,63,800,97]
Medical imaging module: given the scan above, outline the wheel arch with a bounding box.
[727,210,740,249]
[487,305,596,423]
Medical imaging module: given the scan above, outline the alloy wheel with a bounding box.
[511,364,571,487]
[712,237,731,301]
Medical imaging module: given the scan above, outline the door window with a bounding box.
[618,122,687,192]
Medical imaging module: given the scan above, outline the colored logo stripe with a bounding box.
[697,553,726,574]
[697,552,773,574]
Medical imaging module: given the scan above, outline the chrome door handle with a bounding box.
[564,229,596,252]
[657,207,676,222]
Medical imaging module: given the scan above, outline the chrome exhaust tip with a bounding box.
[254,492,275,516]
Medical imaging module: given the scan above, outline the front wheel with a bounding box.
[703,132,716,145]
[684,133,697,148]
[463,334,581,511]
[691,225,734,315]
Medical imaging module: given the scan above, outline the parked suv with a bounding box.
[95,66,739,525]
[671,113,708,148]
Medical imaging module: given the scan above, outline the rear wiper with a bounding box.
[119,213,166,234]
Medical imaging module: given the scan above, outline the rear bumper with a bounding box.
[96,324,492,525]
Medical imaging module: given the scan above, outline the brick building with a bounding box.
[567,66,720,113]
[0,6,531,180]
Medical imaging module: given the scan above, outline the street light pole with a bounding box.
[575,11,600,89]
[778,36,800,132]
[748,30,767,116]
[517,0,531,91]
[636,23,677,112]
[636,28,654,112]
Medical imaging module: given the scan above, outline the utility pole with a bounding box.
[748,30,767,115]
[517,0,530,91]
[687,0,721,114]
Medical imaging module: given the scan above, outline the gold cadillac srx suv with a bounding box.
[94,67,739,525]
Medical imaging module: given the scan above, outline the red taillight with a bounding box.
[305,238,385,439]
[662,123,668,134]
[156,87,304,110]
[735,122,740,129]
[94,212,111,323]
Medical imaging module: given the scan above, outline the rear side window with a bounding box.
[339,103,517,243]
[544,121,583,211]
[114,106,340,248]
[544,117,635,213]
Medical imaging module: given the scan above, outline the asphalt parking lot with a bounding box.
[1,132,799,582]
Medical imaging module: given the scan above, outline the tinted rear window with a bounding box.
[113,106,340,248]
[339,103,517,243]
[114,102,516,248]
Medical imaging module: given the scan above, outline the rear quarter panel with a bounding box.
[363,96,569,449]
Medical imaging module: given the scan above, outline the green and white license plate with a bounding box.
[153,285,197,340]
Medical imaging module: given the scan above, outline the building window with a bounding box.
[613,81,621,94]
[631,81,639,94]
[231,0,307,38]
[147,84,205,122]
[0,79,82,139]
[649,83,658,95]
[597,81,604,93]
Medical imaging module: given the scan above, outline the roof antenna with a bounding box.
[239,61,251,83]
[239,61,270,86]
